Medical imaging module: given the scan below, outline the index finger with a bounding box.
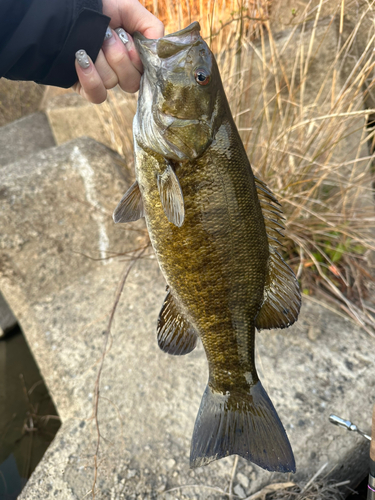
[107,0,164,39]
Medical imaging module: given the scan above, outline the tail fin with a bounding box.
[190,381,295,472]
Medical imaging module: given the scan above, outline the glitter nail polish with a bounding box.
[115,28,129,45]
[75,50,90,69]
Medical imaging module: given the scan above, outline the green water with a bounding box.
[0,328,61,499]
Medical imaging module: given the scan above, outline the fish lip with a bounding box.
[156,110,200,129]
[163,21,201,40]
[133,21,201,43]
[133,21,201,54]
[133,32,157,55]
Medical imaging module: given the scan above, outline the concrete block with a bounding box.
[0,290,17,337]
[45,90,137,154]
[0,137,142,303]
[8,257,372,499]
[0,112,55,168]
[0,79,44,127]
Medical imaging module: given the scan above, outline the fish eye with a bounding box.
[194,68,211,86]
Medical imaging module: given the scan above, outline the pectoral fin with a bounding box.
[113,181,144,223]
[157,291,198,355]
[157,163,185,227]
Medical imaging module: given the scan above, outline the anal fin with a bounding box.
[157,291,198,355]
[113,180,145,223]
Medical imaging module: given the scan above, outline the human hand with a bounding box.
[73,0,164,103]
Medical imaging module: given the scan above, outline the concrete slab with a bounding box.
[45,90,137,155]
[0,112,55,168]
[0,80,44,128]
[9,257,372,500]
[0,137,141,302]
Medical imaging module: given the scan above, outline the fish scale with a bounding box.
[113,21,301,472]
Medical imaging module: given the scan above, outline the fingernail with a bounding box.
[104,27,113,40]
[115,28,129,45]
[75,49,90,69]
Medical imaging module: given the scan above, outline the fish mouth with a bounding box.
[133,22,201,60]
[156,110,200,129]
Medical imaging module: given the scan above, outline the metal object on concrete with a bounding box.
[329,414,372,441]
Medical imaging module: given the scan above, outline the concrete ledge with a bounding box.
[45,91,137,153]
[0,112,55,168]
[0,137,140,302]
[10,256,372,499]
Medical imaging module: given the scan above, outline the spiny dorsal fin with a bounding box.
[254,176,301,330]
[157,162,185,227]
[157,291,198,355]
[113,181,145,223]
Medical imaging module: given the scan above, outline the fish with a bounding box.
[113,21,301,472]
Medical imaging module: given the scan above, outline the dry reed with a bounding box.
[95,0,375,335]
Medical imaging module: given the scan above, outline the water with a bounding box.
[0,327,61,499]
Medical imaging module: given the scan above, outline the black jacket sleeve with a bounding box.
[0,0,110,88]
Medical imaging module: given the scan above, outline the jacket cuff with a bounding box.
[74,0,104,18]
[39,8,110,88]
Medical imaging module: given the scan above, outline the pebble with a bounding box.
[308,324,321,341]
[234,484,246,499]
[165,458,176,470]
[237,472,249,489]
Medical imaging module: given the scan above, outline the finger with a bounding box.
[102,30,141,93]
[95,48,118,89]
[75,50,107,104]
[103,0,164,39]
[121,2,165,40]
[114,28,142,73]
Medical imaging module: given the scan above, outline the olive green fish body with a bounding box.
[114,22,301,472]
[136,117,267,392]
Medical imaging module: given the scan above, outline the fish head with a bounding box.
[134,23,225,161]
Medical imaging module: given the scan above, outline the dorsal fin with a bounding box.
[254,177,301,330]
[113,181,145,223]
[157,291,198,355]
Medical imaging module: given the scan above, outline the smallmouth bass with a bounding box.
[113,22,301,472]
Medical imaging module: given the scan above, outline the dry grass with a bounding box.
[226,0,375,335]
[156,462,352,499]
[95,0,375,335]
[140,0,270,42]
